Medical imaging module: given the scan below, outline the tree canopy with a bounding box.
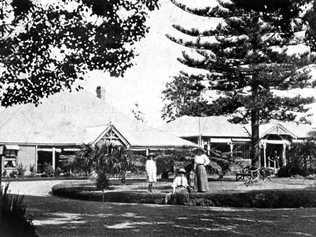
[163,0,316,164]
[0,0,159,106]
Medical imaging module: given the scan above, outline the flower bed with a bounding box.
[52,182,316,208]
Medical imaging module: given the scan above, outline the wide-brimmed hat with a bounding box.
[178,168,186,174]
[191,148,203,155]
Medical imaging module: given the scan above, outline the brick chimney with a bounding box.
[96,86,106,100]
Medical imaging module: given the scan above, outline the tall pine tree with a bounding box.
[163,0,316,165]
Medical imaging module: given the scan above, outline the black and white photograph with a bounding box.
[1,0,316,236]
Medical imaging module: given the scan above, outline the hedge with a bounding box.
[52,183,316,208]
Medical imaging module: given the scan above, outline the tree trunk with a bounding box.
[250,81,260,168]
[250,109,260,167]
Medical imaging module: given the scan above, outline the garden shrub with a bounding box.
[96,169,109,190]
[54,167,62,177]
[278,141,316,177]
[156,155,175,179]
[29,165,37,176]
[0,184,38,237]
[70,145,96,176]
[52,182,316,208]
[42,162,54,177]
[277,160,311,177]
[9,170,18,178]
[17,163,25,177]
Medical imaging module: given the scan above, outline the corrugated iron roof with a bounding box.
[0,91,198,149]
[162,116,249,138]
[163,116,316,140]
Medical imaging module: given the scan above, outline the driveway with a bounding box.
[6,180,316,237]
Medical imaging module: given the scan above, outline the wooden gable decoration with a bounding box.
[262,123,297,139]
[94,124,130,148]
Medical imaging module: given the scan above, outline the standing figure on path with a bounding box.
[194,149,210,192]
[145,153,157,192]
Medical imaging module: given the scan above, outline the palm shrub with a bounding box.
[96,144,135,189]
[0,184,38,237]
[71,145,97,176]
[77,143,135,189]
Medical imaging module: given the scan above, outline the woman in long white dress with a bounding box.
[194,149,210,192]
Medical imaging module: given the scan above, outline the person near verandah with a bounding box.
[194,149,210,192]
[145,153,157,193]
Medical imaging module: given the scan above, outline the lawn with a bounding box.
[6,178,316,236]
[24,195,316,237]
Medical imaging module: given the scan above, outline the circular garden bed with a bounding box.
[52,182,316,208]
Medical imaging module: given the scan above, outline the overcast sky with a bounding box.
[82,0,316,127]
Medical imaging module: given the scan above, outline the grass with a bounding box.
[6,178,316,236]
[24,195,316,237]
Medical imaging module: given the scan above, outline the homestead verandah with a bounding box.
[5,123,198,175]
[164,116,316,170]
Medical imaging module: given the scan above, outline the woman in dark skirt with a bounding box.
[193,149,210,192]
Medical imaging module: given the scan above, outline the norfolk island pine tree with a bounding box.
[163,0,316,166]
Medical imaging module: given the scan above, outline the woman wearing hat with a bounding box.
[164,168,189,205]
[193,149,210,192]
[172,168,189,194]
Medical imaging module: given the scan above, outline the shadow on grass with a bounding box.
[24,195,316,237]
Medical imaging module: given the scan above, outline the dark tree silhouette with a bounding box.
[0,0,159,106]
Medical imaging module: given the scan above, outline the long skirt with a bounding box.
[165,188,190,205]
[196,165,208,192]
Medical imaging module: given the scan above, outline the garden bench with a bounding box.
[240,167,273,186]
[235,167,252,181]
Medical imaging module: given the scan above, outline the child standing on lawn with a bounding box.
[145,153,157,193]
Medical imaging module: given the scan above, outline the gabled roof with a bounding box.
[162,116,249,138]
[163,116,316,140]
[257,121,316,139]
[88,123,198,150]
[0,91,198,149]
[258,123,297,138]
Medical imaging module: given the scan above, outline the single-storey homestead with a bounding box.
[0,90,197,175]
[163,116,316,171]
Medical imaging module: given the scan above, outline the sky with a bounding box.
[81,0,192,127]
[81,0,316,128]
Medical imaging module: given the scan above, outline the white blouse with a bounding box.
[194,154,210,166]
[172,176,188,189]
